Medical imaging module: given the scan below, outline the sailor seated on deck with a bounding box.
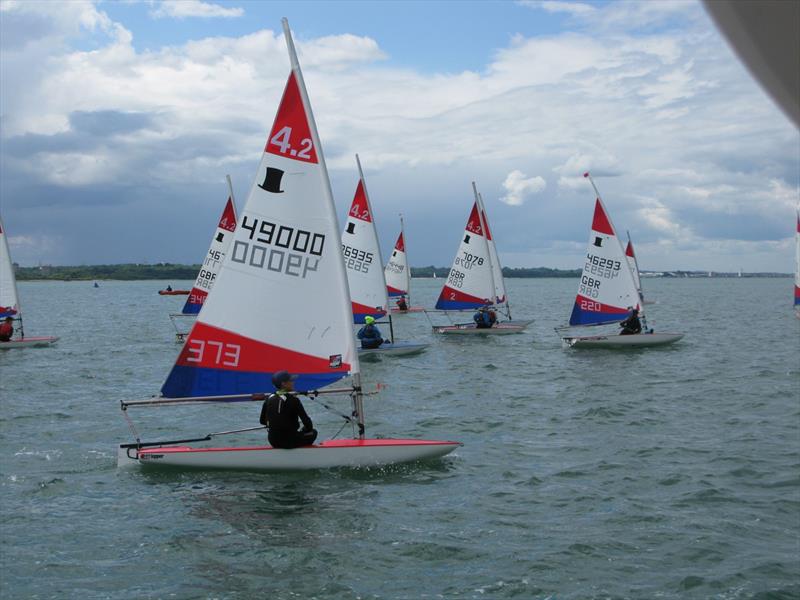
[473,306,497,329]
[0,317,14,342]
[396,296,408,311]
[619,307,642,335]
[260,371,318,449]
[166,284,172,292]
[357,316,384,349]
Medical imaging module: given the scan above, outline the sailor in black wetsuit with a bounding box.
[619,307,642,335]
[260,370,318,449]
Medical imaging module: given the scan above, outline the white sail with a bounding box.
[162,21,358,398]
[385,219,410,300]
[569,173,641,326]
[342,155,389,324]
[0,216,20,320]
[435,195,495,310]
[477,191,507,306]
[625,232,644,303]
[795,210,800,308]
[181,176,238,315]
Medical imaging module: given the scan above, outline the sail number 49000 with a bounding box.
[233,215,325,279]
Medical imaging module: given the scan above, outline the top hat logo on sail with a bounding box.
[259,167,285,193]
[265,72,318,164]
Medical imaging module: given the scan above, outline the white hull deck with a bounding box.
[118,438,461,472]
[562,332,684,349]
[433,319,532,335]
[0,336,59,349]
[358,341,428,356]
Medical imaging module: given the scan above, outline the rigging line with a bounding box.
[306,394,353,423]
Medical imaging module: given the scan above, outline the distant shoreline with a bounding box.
[13,263,791,281]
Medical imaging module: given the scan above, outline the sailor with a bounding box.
[473,306,497,329]
[357,315,384,348]
[0,317,13,342]
[166,284,173,292]
[396,296,409,311]
[260,370,318,449]
[619,307,642,335]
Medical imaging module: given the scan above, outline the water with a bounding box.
[1,278,798,599]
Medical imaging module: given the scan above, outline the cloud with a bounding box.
[149,1,244,19]
[0,0,797,271]
[499,170,546,206]
[518,1,597,17]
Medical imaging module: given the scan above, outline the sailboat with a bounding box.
[117,19,459,471]
[430,182,531,334]
[343,155,427,356]
[385,217,424,313]
[0,216,58,349]
[795,210,799,317]
[170,176,238,341]
[559,173,683,348]
[624,232,656,305]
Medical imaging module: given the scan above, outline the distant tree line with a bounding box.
[15,263,201,281]
[15,262,585,280]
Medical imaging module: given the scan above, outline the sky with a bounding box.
[0,0,798,272]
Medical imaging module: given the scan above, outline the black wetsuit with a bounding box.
[619,313,642,335]
[260,392,318,449]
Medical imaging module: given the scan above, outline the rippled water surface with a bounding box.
[1,278,798,599]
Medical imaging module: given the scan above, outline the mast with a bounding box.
[225,174,236,211]
[626,229,644,303]
[400,213,410,306]
[472,181,498,307]
[282,18,364,438]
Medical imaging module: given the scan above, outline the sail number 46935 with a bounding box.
[186,339,240,367]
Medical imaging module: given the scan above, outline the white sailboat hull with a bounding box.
[0,336,59,349]
[562,332,684,349]
[433,319,532,335]
[118,438,461,471]
[358,341,428,356]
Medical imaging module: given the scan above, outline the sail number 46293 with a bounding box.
[186,339,240,367]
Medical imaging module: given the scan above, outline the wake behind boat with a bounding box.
[0,216,58,349]
[118,19,458,472]
[558,173,683,349]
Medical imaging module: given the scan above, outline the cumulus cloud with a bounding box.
[499,170,546,206]
[518,1,597,17]
[0,0,797,271]
[149,1,244,19]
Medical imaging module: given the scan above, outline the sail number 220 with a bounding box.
[186,339,241,367]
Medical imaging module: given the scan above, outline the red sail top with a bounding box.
[394,231,405,252]
[465,203,484,236]
[591,199,614,236]
[218,198,237,232]
[264,72,318,164]
[625,240,635,258]
[348,180,372,222]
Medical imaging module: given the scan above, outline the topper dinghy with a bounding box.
[343,155,427,357]
[385,217,424,313]
[559,173,683,349]
[430,182,531,334]
[118,20,458,471]
[0,216,58,349]
[170,176,238,341]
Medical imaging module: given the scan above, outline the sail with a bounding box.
[435,201,495,310]
[625,236,644,302]
[0,216,20,319]
[161,47,357,397]
[795,211,800,307]
[478,194,507,305]
[181,190,238,315]
[569,187,641,326]
[385,229,410,298]
[342,158,389,324]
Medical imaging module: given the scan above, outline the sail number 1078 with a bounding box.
[269,126,313,159]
